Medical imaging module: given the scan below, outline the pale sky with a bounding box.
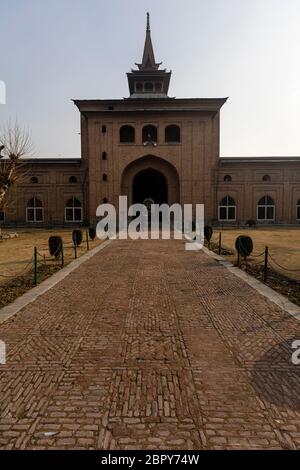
[1,0,300,158]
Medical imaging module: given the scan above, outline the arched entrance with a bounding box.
[121,155,180,206]
[133,169,168,205]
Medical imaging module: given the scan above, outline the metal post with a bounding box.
[264,246,269,283]
[34,246,38,285]
[218,232,222,256]
[86,230,89,251]
[61,241,64,267]
[74,244,77,259]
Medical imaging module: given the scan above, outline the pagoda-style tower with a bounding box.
[127,13,172,98]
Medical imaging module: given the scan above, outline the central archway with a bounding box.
[121,155,180,206]
[133,168,168,205]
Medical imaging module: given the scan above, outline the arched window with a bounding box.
[102,152,107,160]
[102,174,107,181]
[102,125,107,133]
[69,176,77,184]
[103,197,108,204]
[257,196,275,221]
[263,174,271,182]
[30,176,38,184]
[145,82,153,92]
[26,197,43,222]
[218,196,236,221]
[142,125,157,143]
[297,199,300,220]
[120,125,135,143]
[65,197,82,222]
[224,175,232,182]
[165,125,181,143]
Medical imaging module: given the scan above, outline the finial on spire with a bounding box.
[134,12,162,71]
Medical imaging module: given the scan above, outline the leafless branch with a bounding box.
[0,120,34,210]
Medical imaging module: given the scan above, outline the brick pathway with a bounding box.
[1,238,300,450]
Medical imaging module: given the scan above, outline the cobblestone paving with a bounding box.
[1,238,300,449]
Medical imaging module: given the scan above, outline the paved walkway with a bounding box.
[1,238,300,450]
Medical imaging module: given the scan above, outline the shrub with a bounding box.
[48,236,62,259]
[89,227,96,240]
[235,235,253,258]
[246,219,256,228]
[72,229,83,247]
[204,225,213,242]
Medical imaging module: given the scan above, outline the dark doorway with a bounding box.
[132,169,168,205]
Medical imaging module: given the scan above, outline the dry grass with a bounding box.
[0,228,101,285]
[213,226,300,281]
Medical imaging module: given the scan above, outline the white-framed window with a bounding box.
[26,197,44,222]
[257,196,275,221]
[65,197,82,222]
[297,199,300,221]
[218,196,236,221]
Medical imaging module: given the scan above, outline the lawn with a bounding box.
[0,228,101,286]
[213,226,300,281]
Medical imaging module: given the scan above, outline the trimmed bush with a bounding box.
[72,229,83,247]
[246,219,256,228]
[89,227,96,240]
[48,236,62,259]
[204,225,213,242]
[235,235,253,259]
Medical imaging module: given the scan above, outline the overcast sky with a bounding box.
[1,0,300,158]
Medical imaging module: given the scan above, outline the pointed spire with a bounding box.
[135,12,161,71]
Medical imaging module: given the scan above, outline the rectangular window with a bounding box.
[0,211,4,222]
[219,207,227,221]
[26,208,35,222]
[228,207,236,220]
[26,208,44,222]
[65,208,74,222]
[36,208,44,222]
[65,208,83,222]
[267,206,274,220]
[74,208,83,221]
[257,206,265,220]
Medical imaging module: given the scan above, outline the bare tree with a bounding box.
[0,120,34,210]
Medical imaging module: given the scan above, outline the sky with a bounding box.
[1,0,300,158]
